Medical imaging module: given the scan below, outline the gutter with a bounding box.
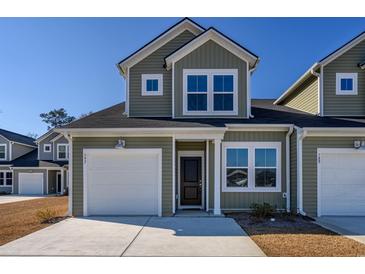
[285,125,294,212]
[63,133,73,217]
[248,63,259,118]
[296,126,307,216]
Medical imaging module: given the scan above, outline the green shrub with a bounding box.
[36,208,58,223]
[250,203,275,218]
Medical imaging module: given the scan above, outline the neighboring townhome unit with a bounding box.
[57,18,365,219]
[0,128,69,195]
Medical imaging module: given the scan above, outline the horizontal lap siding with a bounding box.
[72,137,173,216]
[302,137,359,217]
[323,39,365,116]
[221,131,286,210]
[282,76,318,114]
[174,40,248,118]
[38,132,58,160]
[129,30,196,117]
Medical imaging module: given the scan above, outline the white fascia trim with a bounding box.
[274,63,319,105]
[10,167,63,170]
[125,67,129,116]
[118,19,204,74]
[165,28,258,70]
[320,32,365,67]
[12,141,37,148]
[49,134,63,143]
[319,65,324,116]
[35,130,54,144]
[226,124,293,131]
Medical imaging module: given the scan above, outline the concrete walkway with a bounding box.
[316,217,365,245]
[0,195,45,205]
[0,216,265,256]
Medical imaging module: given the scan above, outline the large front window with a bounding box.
[0,171,12,187]
[183,69,237,115]
[0,144,6,160]
[222,142,281,192]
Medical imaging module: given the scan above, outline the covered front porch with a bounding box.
[172,132,224,216]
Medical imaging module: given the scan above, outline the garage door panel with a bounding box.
[319,151,365,216]
[19,173,43,195]
[85,149,161,216]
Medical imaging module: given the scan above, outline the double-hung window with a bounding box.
[183,69,237,115]
[0,171,12,187]
[57,144,69,160]
[141,74,163,96]
[0,144,6,160]
[336,73,358,95]
[222,142,281,192]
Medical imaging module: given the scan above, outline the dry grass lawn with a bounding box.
[0,196,68,246]
[228,212,365,257]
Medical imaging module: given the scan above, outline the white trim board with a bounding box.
[177,150,205,210]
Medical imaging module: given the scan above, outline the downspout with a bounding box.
[285,126,294,213]
[310,65,321,116]
[63,132,73,216]
[296,127,307,215]
[248,63,258,118]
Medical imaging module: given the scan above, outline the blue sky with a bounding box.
[1,17,365,136]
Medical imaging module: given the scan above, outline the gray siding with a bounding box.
[0,135,10,161]
[129,30,196,117]
[12,143,35,160]
[48,170,57,194]
[72,137,173,216]
[174,40,248,118]
[281,76,319,114]
[323,39,365,116]
[13,169,47,195]
[38,132,59,161]
[302,137,360,217]
[290,129,297,213]
[220,131,287,210]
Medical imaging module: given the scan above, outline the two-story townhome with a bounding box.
[0,128,69,195]
[57,18,365,218]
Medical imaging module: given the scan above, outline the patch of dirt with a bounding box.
[228,212,365,257]
[0,196,68,246]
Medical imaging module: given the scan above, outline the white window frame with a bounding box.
[0,171,13,187]
[57,144,69,160]
[43,144,52,153]
[183,69,238,116]
[0,144,7,161]
[141,74,163,96]
[222,142,281,193]
[336,73,358,95]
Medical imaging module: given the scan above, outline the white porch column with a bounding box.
[213,138,222,215]
[61,169,64,195]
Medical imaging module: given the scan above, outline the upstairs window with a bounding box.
[187,75,208,111]
[0,144,6,160]
[57,144,69,160]
[183,69,237,115]
[43,144,52,153]
[141,74,163,96]
[336,73,358,95]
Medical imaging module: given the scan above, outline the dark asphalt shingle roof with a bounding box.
[0,129,36,146]
[62,100,365,129]
[9,149,67,167]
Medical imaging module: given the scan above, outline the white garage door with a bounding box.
[19,173,44,195]
[84,149,162,216]
[318,149,365,216]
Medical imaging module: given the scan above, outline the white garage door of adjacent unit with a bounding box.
[318,149,365,216]
[84,149,162,216]
[19,173,44,195]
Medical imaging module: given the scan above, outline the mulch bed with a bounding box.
[0,196,68,246]
[227,212,365,257]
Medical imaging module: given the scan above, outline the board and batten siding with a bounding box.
[281,75,319,114]
[323,39,365,116]
[174,40,248,118]
[209,131,287,210]
[72,137,173,216]
[302,136,362,217]
[129,30,196,117]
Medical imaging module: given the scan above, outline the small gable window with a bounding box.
[43,144,52,153]
[141,74,163,96]
[336,73,358,95]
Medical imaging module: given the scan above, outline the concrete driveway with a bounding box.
[0,216,265,256]
[0,195,45,205]
[316,217,365,245]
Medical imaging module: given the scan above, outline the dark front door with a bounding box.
[180,157,202,206]
[57,173,62,193]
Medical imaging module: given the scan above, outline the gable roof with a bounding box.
[0,128,36,147]
[117,18,205,75]
[275,30,365,105]
[164,27,259,70]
